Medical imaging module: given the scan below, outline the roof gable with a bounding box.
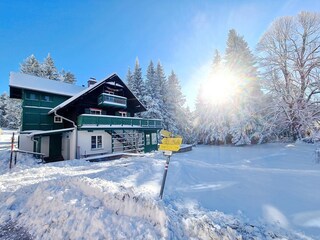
[48,73,146,114]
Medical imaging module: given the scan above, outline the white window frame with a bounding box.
[151,133,157,145]
[91,135,103,150]
[118,111,127,117]
[54,116,63,123]
[89,108,102,115]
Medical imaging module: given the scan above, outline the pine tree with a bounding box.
[62,71,76,84]
[143,61,162,119]
[40,53,59,80]
[0,92,21,129]
[126,67,133,89]
[20,54,76,83]
[155,61,168,124]
[130,58,147,117]
[225,29,263,145]
[20,54,41,76]
[225,29,260,97]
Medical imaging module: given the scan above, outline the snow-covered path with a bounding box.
[0,142,319,239]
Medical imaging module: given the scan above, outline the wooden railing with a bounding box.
[77,114,162,128]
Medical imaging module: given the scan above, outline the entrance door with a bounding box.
[49,134,62,161]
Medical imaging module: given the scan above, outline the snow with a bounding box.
[9,72,85,97]
[0,137,320,239]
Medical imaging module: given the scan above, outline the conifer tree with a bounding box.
[0,92,21,129]
[20,54,41,76]
[40,53,59,80]
[225,29,262,145]
[155,61,168,124]
[60,70,76,84]
[143,61,162,119]
[126,67,133,89]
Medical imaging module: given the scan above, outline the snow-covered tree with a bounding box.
[40,53,59,80]
[155,61,168,124]
[0,93,21,129]
[20,54,41,76]
[165,71,193,143]
[257,11,320,140]
[194,50,233,144]
[59,69,76,84]
[142,61,162,119]
[126,67,133,89]
[225,29,263,145]
[128,58,147,117]
[20,54,76,83]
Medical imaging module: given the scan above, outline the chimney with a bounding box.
[88,77,97,87]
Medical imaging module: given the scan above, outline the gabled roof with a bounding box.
[9,72,85,97]
[48,73,146,114]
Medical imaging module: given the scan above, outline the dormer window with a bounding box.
[89,108,102,115]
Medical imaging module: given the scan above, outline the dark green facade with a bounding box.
[21,89,69,131]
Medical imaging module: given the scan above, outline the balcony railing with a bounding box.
[77,114,162,129]
[98,93,127,108]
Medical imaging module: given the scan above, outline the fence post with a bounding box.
[9,132,15,169]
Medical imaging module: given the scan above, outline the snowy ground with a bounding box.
[0,134,320,239]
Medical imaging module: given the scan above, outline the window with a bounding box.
[41,95,51,102]
[91,136,102,149]
[151,133,157,145]
[118,111,127,117]
[26,93,38,100]
[89,108,102,115]
[145,134,150,145]
[54,116,63,123]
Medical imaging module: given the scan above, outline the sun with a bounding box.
[202,69,238,104]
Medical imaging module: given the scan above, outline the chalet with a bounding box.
[9,72,162,161]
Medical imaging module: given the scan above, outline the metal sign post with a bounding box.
[159,151,172,199]
[158,130,182,199]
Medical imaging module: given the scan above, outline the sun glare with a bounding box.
[202,70,238,104]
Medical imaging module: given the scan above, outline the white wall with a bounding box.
[19,134,34,152]
[77,130,112,158]
[61,132,71,160]
[40,136,49,157]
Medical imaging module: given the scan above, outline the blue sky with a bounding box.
[1,0,319,109]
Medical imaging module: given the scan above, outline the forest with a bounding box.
[1,11,320,145]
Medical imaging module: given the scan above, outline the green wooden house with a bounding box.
[9,72,162,161]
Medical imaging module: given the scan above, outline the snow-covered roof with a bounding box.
[48,73,117,114]
[9,72,85,97]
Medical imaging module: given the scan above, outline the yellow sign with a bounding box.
[160,130,172,138]
[159,144,181,151]
[162,137,182,145]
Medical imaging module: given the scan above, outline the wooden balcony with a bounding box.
[77,114,162,129]
[98,93,127,108]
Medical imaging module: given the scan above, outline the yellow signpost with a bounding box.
[161,137,182,145]
[160,129,172,138]
[159,130,183,199]
[158,144,180,151]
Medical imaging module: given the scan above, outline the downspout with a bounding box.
[31,136,39,153]
[53,110,79,159]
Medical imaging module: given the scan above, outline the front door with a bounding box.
[144,131,158,152]
[49,134,62,161]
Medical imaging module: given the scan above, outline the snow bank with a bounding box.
[0,145,318,239]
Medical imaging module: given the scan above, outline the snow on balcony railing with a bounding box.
[77,114,162,128]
